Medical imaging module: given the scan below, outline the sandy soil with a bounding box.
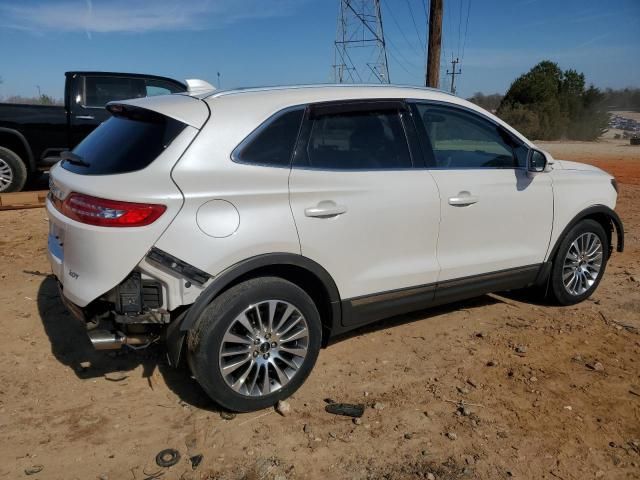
[1,143,639,480]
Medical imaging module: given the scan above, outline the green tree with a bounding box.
[601,88,640,111]
[467,92,503,112]
[497,61,608,140]
[38,94,56,105]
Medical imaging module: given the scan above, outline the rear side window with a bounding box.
[233,109,304,167]
[302,109,412,170]
[61,107,186,175]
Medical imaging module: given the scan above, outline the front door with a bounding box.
[410,102,553,282]
[288,101,441,325]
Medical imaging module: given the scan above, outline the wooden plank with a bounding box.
[0,190,48,211]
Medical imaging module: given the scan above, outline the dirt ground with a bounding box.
[1,140,639,480]
[537,137,640,185]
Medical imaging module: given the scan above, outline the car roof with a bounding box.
[197,83,457,103]
[113,83,532,146]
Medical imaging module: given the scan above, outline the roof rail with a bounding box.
[185,79,216,94]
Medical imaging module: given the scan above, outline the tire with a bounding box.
[0,146,28,193]
[549,219,609,306]
[187,277,322,412]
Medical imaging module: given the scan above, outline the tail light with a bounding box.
[611,178,619,194]
[56,193,166,227]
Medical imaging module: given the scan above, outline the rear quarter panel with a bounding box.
[155,94,302,278]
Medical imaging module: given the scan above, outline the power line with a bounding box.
[457,0,463,58]
[386,35,424,75]
[421,0,429,20]
[382,0,424,58]
[446,0,454,62]
[461,0,471,60]
[388,50,420,77]
[404,0,426,53]
[422,0,430,79]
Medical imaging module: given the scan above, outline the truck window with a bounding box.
[82,76,146,108]
[145,79,184,97]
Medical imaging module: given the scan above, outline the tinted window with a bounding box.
[83,76,147,107]
[234,109,304,167]
[304,109,412,170]
[415,104,522,169]
[145,79,185,96]
[62,108,186,175]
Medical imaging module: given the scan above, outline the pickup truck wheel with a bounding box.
[0,147,28,193]
[187,276,322,412]
[549,219,609,305]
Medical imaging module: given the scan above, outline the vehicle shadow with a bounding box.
[38,274,549,410]
[328,295,500,346]
[496,285,556,307]
[36,275,217,411]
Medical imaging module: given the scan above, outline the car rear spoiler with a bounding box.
[107,94,210,129]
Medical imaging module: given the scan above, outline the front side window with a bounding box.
[414,104,524,169]
[233,109,304,167]
[303,108,412,170]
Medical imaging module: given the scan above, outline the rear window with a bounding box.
[62,108,186,175]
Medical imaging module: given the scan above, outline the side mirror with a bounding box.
[527,149,548,173]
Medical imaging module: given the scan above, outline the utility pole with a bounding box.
[446,57,461,94]
[426,0,443,88]
[333,0,390,84]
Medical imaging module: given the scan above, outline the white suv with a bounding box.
[46,84,624,411]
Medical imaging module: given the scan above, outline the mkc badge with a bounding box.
[49,176,64,201]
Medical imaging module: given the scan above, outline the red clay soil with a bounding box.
[0,142,638,479]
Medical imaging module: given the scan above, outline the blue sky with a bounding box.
[0,0,638,100]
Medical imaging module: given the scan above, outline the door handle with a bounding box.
[75,115,95,120]
[448,192,479,206]
[304,201,347,218]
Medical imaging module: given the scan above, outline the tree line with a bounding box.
[467,61,639,141]
[1,94,63,105]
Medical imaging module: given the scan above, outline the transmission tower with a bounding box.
[333,0,390,84]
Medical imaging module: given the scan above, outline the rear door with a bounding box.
[410,101,553,283]
[288,100,441,325]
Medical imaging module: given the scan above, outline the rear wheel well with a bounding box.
[0,132,32,172]
[218,264,335,344]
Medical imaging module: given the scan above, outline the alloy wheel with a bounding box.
[218,300,309,397]
[562,232,603,296]
[0,158,13,192]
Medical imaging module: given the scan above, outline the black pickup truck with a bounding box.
[0,71,187,192]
